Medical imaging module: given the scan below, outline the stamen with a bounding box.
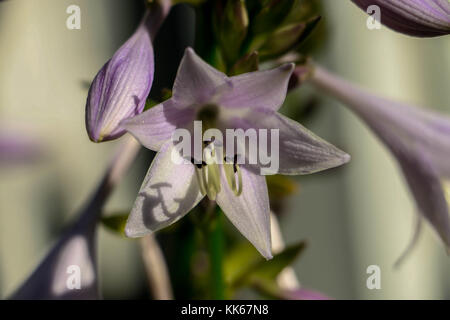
[202,144,221,200]
[195,166,207,196]
[224,155,243,197]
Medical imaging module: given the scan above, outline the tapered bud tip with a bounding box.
[85,20,154,143]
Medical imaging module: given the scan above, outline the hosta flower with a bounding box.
[310,65,450,247]
[352,0,450,37]
[122,48,350,259]
[85,2,171,142]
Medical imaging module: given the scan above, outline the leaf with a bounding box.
[101,213,129,236]
[143,98,159,111]
[259,23,306,59]
[224,242,261,286]
[213,0,249,67]
[251,0,296,35]
[266,175,299,200]
[229,241,307,288]
[229,51,259,76]
[250,241,307,281]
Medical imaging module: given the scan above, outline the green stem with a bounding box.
[207,207,225,299]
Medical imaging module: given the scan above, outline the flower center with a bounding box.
[196,103,219,131]
[191,104,242,200]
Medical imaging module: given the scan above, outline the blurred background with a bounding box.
[0,0,449,299]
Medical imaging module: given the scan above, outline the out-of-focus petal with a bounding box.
[219,64,294,111]
[310,65,450,247]
[125,141,204,237]
[310,65,450,177]
[11,212,99,299]
[121,98,196,151]
[351,0,450,37]
[216,165,272,259]
[85,12,154,142]
[172,48,229,106]
[0,129,43,165]
[395,145,450,246]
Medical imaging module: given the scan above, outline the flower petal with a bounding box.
[216,165,272,259]
[172,47,228,106]
[121,98,196,151]
[310,65,450,247]
[125,141,204,237]
[351,0,450,37]
[310,65,450,177]
[395,145,450,246]
[86,15,154,142]
[227,109,350,175]
[219,64,295,111]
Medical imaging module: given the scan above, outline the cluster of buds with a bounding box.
[209,0,323,73]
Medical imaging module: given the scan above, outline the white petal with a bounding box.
[125,141,204,237]
[121,98,195,151]
[172,47,228,106]
[216,165,272,259]
[227,109,350,175]
[219,63,294,111]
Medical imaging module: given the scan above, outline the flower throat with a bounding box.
[191,104,242,200]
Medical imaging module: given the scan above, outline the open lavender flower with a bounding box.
[121,48,350,259]
[352,0,450,37]
[310,65,450,247]
[85,4,170,142]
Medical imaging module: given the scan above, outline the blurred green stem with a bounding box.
[205,206,225,299]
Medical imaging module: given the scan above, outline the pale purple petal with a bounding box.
[311,65,450,178]
[125,141,204,237]
[395,145,450,246]
[228,109,350,175]
[121,98,196,151]
[352,0,450,37]
[172,48,229,106]
[86,12,154,142]
[216,165,272,259]
[218,64,295,111]
[310,65,450,247]
[0,129,43,165]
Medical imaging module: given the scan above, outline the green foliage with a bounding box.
[214,0,249,66]
[200,0,324,73]
[266,174,299,201]
[101,213,129,236]
[225,241,307,291]
[228,51,259,76]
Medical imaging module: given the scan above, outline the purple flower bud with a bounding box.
[85,12,155,142]
[352,0,450,37]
